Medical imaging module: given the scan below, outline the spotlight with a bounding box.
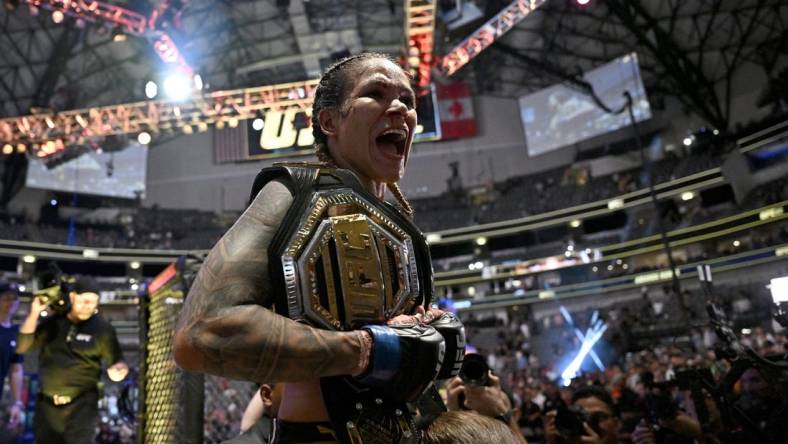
[682,136,693,146]
[252,118,265,131]
[129,261,141,270]
[2,144,12,155]
[112,28,127,42]
[51,10,64,23]
[569,219,581,228]
[681,191,694,201]
[576,0,590,4]
[712,129,720,135]
[22,255,36,264]
[137,131,151,145]
[163,72,192,101]
[50,199,57,206]
[475,237,487,246]
[145,81,158,99]
[732,240,740,247]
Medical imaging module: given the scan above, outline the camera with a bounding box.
[554,403,605,439]
[458,353,490,386]
[33,266,73,314]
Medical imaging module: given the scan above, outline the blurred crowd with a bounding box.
[457,284,787,443]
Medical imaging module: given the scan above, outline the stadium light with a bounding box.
[163,72,192,101]
[137,131,151,145]
[145,81,158,99]
[771,276,788,303]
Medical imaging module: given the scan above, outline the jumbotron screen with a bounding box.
[518,53,652,157]
[25,143,148,199]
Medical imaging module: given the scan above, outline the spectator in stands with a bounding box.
[0,283,24,431]
[17,276,128,443]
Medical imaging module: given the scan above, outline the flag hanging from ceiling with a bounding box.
[437,82,477,140]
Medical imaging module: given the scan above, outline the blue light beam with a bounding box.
[560,321,608,386]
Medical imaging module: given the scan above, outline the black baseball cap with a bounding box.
[70,276,98,294]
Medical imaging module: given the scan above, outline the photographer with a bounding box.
[544,385,621,444]
[445,353,528,443]
[16,276,128,443]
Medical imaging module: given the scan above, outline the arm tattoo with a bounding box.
[174,181,363,382]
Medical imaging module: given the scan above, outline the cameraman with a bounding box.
[544,385,621,444]
[16,276,128,443]
[445,358,528,443]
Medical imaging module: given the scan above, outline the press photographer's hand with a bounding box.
[446,372,510,417]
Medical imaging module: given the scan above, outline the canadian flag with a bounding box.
[437,82,477,140]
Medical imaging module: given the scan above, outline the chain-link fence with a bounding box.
[140,257,257,444]
[203,375,257,444]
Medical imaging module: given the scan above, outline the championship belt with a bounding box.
[253,162,435,444]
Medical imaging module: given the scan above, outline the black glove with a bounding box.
[430,312,466,380]
[355,323,445,403]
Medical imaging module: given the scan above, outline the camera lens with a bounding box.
[458,353,489,386]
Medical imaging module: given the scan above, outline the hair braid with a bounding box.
[386,182,415,217]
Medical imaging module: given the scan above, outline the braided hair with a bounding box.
[311,53,415,217]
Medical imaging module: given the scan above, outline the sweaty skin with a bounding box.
[173,181,366,420]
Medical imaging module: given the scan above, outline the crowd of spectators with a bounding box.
[458,282,787,443]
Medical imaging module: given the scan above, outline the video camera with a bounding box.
[33,264,74,314]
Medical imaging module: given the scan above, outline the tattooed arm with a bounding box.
[173,181,366,382]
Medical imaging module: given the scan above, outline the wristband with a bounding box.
[355,325,401,386]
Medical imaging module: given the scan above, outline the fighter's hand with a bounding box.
[107,361,129,382]
[354,322,445,403]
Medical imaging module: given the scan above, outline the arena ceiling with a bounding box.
[0,0,786,132]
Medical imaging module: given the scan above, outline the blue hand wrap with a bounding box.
[356,325,401,386]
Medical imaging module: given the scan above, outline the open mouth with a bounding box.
[375,128,408,157]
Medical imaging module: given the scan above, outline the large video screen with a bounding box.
[26,143,148,199]
[518,53,652,157]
